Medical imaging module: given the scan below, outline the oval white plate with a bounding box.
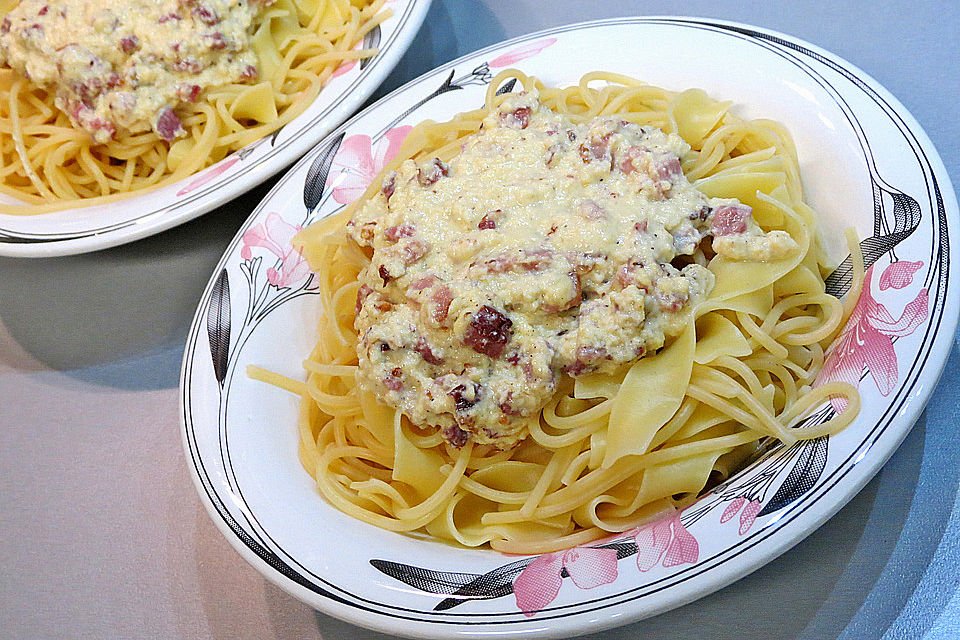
[0,0,431,258]
[180,18,960,639]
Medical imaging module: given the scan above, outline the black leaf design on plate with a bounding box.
[825,187,922,297]
[207,268,231,387]
[360,24,381,70]
[495,77,518,96]
[369,538,638,611]
[435,557,531,611]
[369,559,479,594]
[757,436,828,516]
[302,131,346,212]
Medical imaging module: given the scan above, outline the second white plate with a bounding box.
[0,0,431,257]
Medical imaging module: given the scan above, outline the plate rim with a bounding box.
[0,0,433,258]
[179,15,960,639]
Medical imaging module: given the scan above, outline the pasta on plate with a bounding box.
[260,70,863,555]
[0,0,388,213]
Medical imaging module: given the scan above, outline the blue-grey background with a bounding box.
[0,1,958,639]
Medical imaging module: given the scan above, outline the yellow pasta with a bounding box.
[266,70,862,555]
[0,0,388,214]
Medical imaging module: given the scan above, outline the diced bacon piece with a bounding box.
[204,32,226,50]
[71,78,103,105]
[409,274,438,291]
[520,248,552,271]
[634,220,648,232]
[239,65,258,81]
[174,57,204,74]
[711,204,752,236]
[464,305,512,358]
[565,346,609,376]
[652,151,682,181]
[443,425,470,448]
[417,158,449,187]
[431,285,453,322]
[155,107,184,140]
[83,116,116,143]
[450,382,480,412]
[192,3,219,24]
[500,106,531,129]
[381,172,396,201]
[120,35,140,54]
[618,145,650,175]
[478,214,496,230]
[415,337,444,365]
[159,12,181,23]
[615,262,650,291]
[383,370,403,391]
[384,224,415,242]
[579,134,612,165]
[378,264,392,285]
[176,84,202,102]
[401,239,428,265]
[1,18,9,34]
[355,284,372,315]
[578,199,606,221]
[499,395,519,416]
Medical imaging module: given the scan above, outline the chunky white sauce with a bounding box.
[0,0,270,143]
[349,90,796,448]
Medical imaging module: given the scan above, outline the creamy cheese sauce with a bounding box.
[0,0,269,143]
[349,90,796,449]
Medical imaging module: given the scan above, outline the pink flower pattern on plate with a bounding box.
[332,59,357,78]
[878,259,923,290]
[177,156,241,196]
[240,212,312,289]
[817,261,928,412]
[513,545,618,616]
[326,126,412,204]
[633,512,700,571]
[719,498,763,535]
[489,38,558,67]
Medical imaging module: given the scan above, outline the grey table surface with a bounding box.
[2,1,959,639]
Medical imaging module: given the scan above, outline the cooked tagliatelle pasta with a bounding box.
[0,0,388,214]
[258,70,862,555]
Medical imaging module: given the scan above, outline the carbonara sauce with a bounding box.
[349,90,796,448]
[0,0,269,143]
